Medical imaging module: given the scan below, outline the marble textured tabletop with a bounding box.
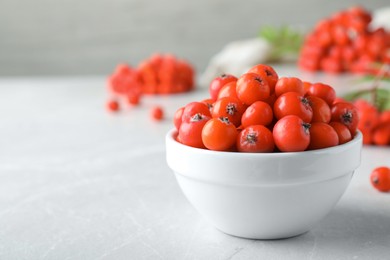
[0,69,389,260]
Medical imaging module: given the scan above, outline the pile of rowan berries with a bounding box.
[106,53,194,116]
[298,6,390,75]
[174,64,359,153]
[354,99,390,145]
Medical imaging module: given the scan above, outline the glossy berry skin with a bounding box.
[217,81,239,100]
[241,101,273,128]
[236,73,270,105]
[333,97,347,105]
[370,166,390,192]
[308,122,339,150]
[274,77,304,97]
[329,121,352,144]
[173,107,184,131]
[209,74,238,101]
[306,83,336,106]
[107,100,120,112]
[201,98,214,112]
[211,97,245,127]
[202,117,238,151]
[237,125,274,152]
[273,115,311,152]
[151,106,164,120]
[274,92,313,123]
[178,113,210,149]
[264,93,277,108]
[302,81,312,94]
[306,96,331,123]
[247,64,279,92]
[182,102,211,122]
[331,102,359,135]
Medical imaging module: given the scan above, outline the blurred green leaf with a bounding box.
[343,88,390,112]
[343,89,372,102]
[358,75,390,83]
[258,25,304,61]
[377,88,390,111]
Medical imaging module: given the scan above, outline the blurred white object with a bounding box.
[199,38,272,87]
[371,7,390,31]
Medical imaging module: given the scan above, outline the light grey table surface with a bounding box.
[0,68,389,260]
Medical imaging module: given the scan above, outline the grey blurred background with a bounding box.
[0,0,388,76]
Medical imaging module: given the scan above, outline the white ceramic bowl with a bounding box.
[166,129,362,239]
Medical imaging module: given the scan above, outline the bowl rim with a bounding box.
[166,128,362,186]
[166,128,363,158]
